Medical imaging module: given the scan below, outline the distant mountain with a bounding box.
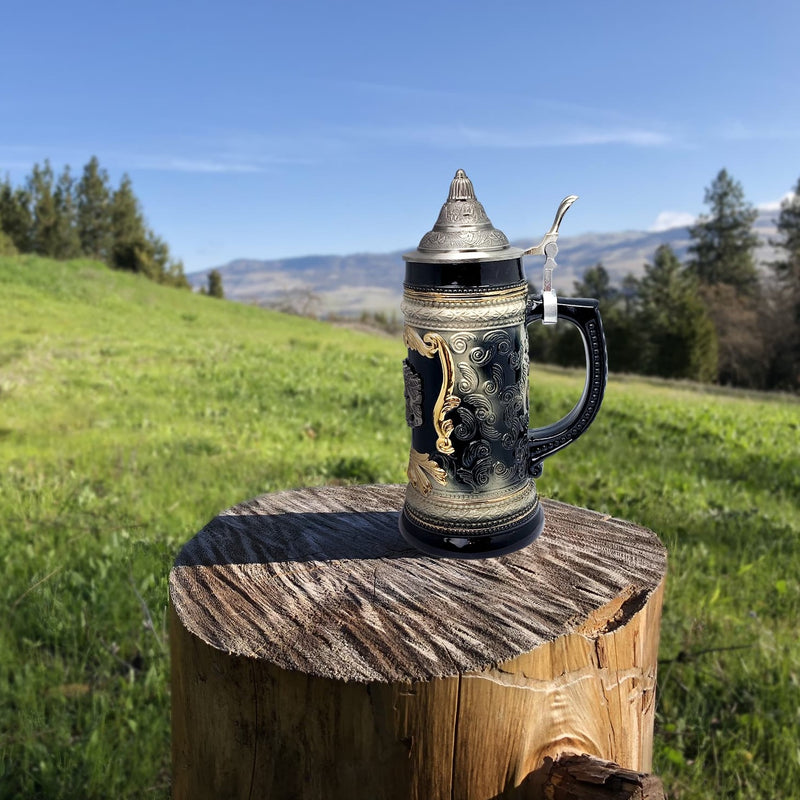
[188,210,779,316]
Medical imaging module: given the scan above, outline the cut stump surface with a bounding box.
[170,484,667,799]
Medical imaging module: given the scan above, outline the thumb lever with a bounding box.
[522,195,578,325]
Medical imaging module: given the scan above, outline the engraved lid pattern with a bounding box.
[404,170,523,263]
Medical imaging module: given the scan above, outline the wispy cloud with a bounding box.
[343,123,674,150]
[757,192,793,212]
[107,123,674,175]
[558,129,673,147]
[0,143,313,176]
[650,195,793,231]
[123,155,273,174]
[650,211,696,232]
[342,81,674,128]
[113,136,319,173]
[0,114,675,180]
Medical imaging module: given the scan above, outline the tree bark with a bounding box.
[170,484,666,800]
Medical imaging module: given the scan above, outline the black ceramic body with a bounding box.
[400,257,607,558]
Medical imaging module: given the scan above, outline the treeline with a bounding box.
[0,157,189,288]
[533,169,800,392]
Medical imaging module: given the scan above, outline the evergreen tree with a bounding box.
[52,165,81,259]
[0,176,33,252]
[687,169,759,296]
[2,157,190,291]
[0,229,17,255]
[148,231,170,279]
[206,269,224,298]
[637,244,718,382]
[76,156,112,260]
[766,178,800,390]
[620,273,640,316]
[771,177,800,291]
[27,160,62,257]
[109,174,153,276]
[147,230,190,288]
[105,174,190,288]
[574,264,640,373]
[163,257,190,289]
[573,264,618,302]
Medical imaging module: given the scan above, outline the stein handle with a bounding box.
[525,295,608,478]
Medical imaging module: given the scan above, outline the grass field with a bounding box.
[1,255,798,799]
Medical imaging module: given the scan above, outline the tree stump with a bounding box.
[170,485,666,800]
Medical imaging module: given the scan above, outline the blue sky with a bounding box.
[2,0,798,273]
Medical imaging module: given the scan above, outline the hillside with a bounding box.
[187,210,779,315]
[1,254,798,799]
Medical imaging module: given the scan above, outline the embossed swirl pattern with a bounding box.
[433,326,529,492]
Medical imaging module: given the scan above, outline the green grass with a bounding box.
[1,254,798,799]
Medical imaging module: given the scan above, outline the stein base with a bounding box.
[398,503,545,559]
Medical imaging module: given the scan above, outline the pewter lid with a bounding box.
[403,169,524,263]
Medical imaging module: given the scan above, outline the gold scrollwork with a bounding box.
[403,326,460,454]
[407,448,448,496]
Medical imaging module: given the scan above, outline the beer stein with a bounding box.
[400,170,607,557]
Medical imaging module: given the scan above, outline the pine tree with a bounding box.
[0,229,17,255]
[573,264,640,373]
[637,244,718,382]
[3,157,190,291]
[28,160,62,257]
[109,174,153,276]
[148,231,170,280]
[0,176,33,252]
[149,231,189,288]
[771,177,800,291]
[52,165,81,259]
[687,169,759,297]
[620,273,639,316]
[164,258,190,289]
[206,269,224,298]
[766,178,800,390]
[573,264,618,302]
[76,156,112,260]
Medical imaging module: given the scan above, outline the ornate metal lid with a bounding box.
[403,169,524,264]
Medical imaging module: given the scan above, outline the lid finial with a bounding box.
[448,169,475,201]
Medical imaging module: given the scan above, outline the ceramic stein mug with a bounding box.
[399,170,608,558]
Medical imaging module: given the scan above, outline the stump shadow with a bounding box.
[174,510,420,567]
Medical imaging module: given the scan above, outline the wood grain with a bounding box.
[170,484,666,683]
[170,485,667,799]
